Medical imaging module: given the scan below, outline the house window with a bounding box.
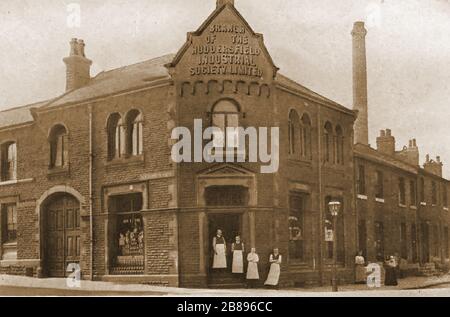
[432,181,438,205]
[375,222,385,261]
[212,100,240,149]
[357,165,366,195]
[1,204,17,243]
[335,126,344,165]
[358,220,367,259]
[411,223,418,263]
[442,185,448,208]
[289,194,306,261]
[300,114,312,160]
[49,125,68,168]
[433,224,440,257]
[375,170,384,199]
[400,223,407,259]
[398,177,406,205]
[324,122,333,163]
[410,180,417,206]
[107,113,125,161]
[420,178,425,203]
[1,142,17,182]
[126,110,144,157]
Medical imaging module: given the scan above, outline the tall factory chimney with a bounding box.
[352,21,369,145]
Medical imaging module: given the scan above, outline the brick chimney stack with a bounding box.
[217,0,234,8]
[352,21,369,145]
[63,38,92,91]
[396,138,419,166]
[424,155,443,177]
[376,129,395,156]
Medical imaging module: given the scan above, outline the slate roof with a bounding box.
[0,53,353,129]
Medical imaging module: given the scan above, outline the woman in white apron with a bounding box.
[246,248,260,288]
[265,248,282,288]
[231,236,245,274]
[212,229,227,270]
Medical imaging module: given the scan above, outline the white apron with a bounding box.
[232,250,244,273]
[213,243,227,269]
[265,255,282,286]
[246,253,259,280]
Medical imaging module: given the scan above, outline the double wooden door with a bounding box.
[45,195,81,277]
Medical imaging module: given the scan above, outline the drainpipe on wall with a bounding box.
[88,105,94,281]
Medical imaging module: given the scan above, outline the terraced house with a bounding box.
[0,0,448,288]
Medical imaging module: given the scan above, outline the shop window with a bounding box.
[398,177,406,205]
[108,193,144,275]
[205,186,249,207]
[107,113,125,161]
[289,194,306,261]
[125,110,144,157]
[375,170,384,199]
[375,222,385,261]
[1,142,17,182]
[49,125,68,168]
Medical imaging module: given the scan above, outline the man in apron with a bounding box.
[212,229,227,270]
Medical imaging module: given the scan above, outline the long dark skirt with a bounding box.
[384,266,398,286]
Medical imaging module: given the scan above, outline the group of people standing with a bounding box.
[212,229,282,288]
[355,251,400,286]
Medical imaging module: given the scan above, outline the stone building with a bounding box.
[0,0,448,288]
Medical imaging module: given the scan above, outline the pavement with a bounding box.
[1,274,450,296]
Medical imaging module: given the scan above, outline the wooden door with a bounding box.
[46,195,80,277]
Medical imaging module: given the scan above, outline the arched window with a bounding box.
[288,110,300,156]
[1,142,17,181]
[49,125,68,168]
[107,113,124,161]
[212,100,240,149]
[324,122,333,163]
[335,126,344,164]
[126,110,144,156]
[300,114,312,159]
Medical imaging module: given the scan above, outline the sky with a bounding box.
[0,0,449,177]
